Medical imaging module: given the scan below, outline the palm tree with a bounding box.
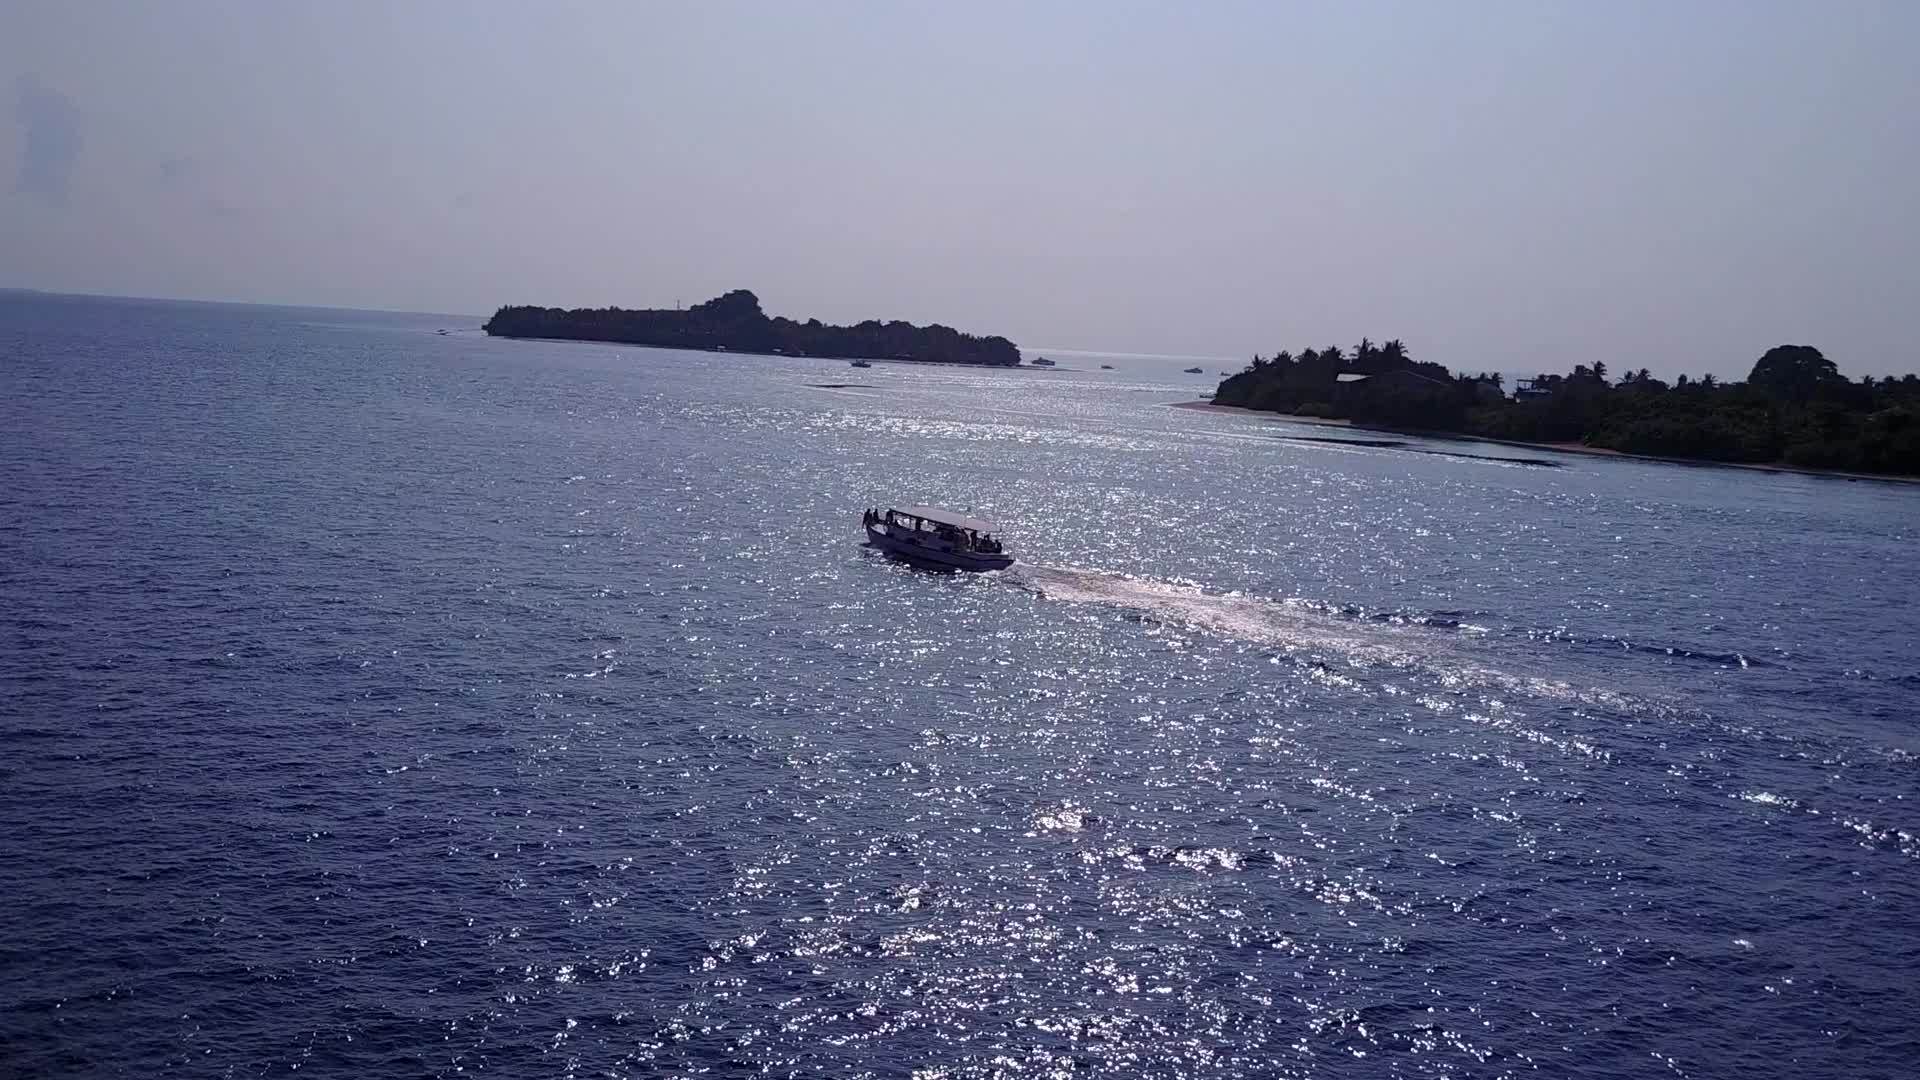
[1380,340,1408,365]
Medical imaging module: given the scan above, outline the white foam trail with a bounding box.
[1006,564,1420,669]
[1005,564,1653,721]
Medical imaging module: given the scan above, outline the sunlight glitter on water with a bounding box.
[5,299,1919,1078]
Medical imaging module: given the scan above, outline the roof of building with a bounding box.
[1339,369,1456,389]
[897,506,998,533]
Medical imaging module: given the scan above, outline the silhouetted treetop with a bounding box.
[687,289,765,323]
[1749,345,1844,398]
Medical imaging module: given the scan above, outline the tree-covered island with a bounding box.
[484,289,1021,367]
[1213,341,1920,477]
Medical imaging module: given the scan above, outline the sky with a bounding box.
[3,1,1917,378]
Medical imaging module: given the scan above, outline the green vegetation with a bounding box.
[1214,342,1920,476]
[484,289,1021,367]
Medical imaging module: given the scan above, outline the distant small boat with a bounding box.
[436,329,449,335]
[1030,357,1056,367]
[1100,364,1114,369]
[862,506,1012,572]
[1184,366,1204,374]
[850,359,872,368]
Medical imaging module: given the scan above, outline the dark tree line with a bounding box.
[1215,342,1920,476]
[484,290,1021,367]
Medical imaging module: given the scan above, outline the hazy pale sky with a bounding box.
[3,1,1916,376]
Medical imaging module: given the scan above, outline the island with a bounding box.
[1210,341,1920,478]
[483,289,1021,367]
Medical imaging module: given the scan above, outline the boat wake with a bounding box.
[1006,564,1423,669]
[1003,564,1660,717]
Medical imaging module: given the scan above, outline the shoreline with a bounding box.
[488,332,1027,370]
[1169,401,1920,486]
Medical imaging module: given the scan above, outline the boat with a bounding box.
[1100,364,1114,369]
[861,506,1012,571]
[850,359,872,368]
[1030,357,1056,367]
[1183,366,1204,374]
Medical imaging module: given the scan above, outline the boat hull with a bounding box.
[865,524,1012,571]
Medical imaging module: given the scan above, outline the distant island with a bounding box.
[1211,341,1920,477]
[484,289,1021,367]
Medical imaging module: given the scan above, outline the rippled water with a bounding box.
[3,294,1918,1078]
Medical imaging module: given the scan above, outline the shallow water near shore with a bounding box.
[1174,399,1920,486]
[3,293,1918,1078]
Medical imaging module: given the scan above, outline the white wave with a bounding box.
[1005,564,1423,670]
[1005,563,1657,732]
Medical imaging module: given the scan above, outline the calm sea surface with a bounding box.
[3,293,1918,1078]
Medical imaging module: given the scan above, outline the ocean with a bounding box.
[2,292,1917,1077]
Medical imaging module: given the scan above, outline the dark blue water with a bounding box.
[3,293,1918,1078]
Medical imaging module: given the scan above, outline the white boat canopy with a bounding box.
[896,506,998,534]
